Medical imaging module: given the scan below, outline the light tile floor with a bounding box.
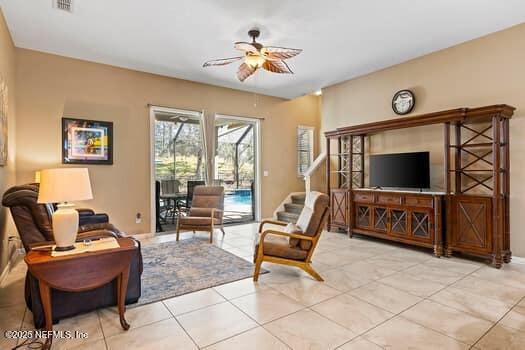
[2,222,525,349]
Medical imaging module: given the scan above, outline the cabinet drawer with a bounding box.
[353,192,374,203]
[405,196,434,208]
[377,194,402,205]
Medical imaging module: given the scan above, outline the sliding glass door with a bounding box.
[153,108,205,232]
[154,110,205,189]
[151,107,260,232]
[214,116,257,223]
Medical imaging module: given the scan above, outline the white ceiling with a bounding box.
[2,0,525,99]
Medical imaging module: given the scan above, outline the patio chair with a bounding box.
[253,191,329,282]
[176,185,225,243]
[160,179,181,196]
[177,180,205,211]
[160,179,182,224]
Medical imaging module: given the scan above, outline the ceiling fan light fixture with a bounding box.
[245,54,265,69]
[203,28,302,82]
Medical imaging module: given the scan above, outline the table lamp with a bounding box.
[37,168,93,251]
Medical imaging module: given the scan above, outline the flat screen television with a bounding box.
[369,152,430,189]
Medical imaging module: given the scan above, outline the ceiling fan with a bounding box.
[203,29,302,82]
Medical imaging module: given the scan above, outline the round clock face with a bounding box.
[392,90,415,115]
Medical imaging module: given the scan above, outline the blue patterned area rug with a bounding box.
[134,238,266,306]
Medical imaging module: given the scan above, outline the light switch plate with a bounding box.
[263,170,269,177]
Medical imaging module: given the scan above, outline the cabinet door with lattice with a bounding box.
[390,209,409,237]
[409,210,433,243]
[373,207,388,232]
[330,189,348,229]
[355,205,371,229]
[448,195,493,254]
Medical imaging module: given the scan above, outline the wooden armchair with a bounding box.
[176,185,225,243]
[253,192,329,281]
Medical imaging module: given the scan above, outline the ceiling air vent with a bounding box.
[53,0,73,13]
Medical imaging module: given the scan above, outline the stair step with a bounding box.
[284,203,304,214]
[277,211,299,223]
[291,194,306,205]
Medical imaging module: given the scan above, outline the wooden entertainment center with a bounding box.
[325,105,514,268]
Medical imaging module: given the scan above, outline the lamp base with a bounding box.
[52,203,79,251]
[54,245,75,252]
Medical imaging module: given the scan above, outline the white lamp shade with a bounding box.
[37,168,93,203]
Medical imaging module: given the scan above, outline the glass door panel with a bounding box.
[215,117,256,223]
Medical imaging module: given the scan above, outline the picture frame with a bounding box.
[62,117,113,165]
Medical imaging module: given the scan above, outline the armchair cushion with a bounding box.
[79,213,109,226]
[79,222,120,234]
[286,223,303,249]
[76,208,95,216]
[189,207,222,219]
[255,241,307,261]
[288,192,329,251]
[76,229,119,241]
[178,216,221,226]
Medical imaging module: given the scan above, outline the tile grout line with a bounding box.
[3,228,519,350]
[322,250,489,348]
[96,310,110,350]
[372,262,493,348]
[161,300,202,350]
[254,240,463,348]
[193,298,260,349]
[469,295,525,349]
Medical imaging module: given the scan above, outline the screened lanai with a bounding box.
[154,111,255,232]
[215,117,255,223]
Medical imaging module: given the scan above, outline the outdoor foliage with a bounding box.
[155,120,254,189]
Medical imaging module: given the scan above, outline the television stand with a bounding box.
[325,105,514,267]
[348,189,444,256]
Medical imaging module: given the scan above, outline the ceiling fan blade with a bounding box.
[263,46,302,60]
[234,42,259,53]
[237,63,256,82]
[203,56,243,67]
[262,60,293,74]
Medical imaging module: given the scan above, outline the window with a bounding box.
[297,126,314,176]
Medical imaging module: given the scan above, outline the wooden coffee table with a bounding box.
[25,237,138,350]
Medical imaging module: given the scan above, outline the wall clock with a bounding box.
[392,89,415,115]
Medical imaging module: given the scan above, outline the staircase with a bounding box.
[277,193,305,223]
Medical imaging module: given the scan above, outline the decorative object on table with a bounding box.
[62,117,113,164]
[2,183,143,328]
[37,168,93,251]
[392,89,415,115]
[137,238,265,306]
[203,28,302,82]
[253,191,329,282]
[176,185,225,243]
[0,75,8,165]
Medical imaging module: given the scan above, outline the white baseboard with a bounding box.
[511,256,525,265]
[0,248,24,286]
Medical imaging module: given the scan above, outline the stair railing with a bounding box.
[303,152,326,193]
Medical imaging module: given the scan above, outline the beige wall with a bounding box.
[0,9,17,274]
[322,23,525,256]
[15,48,320,234]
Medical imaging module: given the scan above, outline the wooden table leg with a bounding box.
[38,281,53,350]
[117,267,131,330]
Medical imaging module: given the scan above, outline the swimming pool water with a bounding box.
[224,190,252,207]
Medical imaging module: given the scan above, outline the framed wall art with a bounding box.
[62,117,113,165]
